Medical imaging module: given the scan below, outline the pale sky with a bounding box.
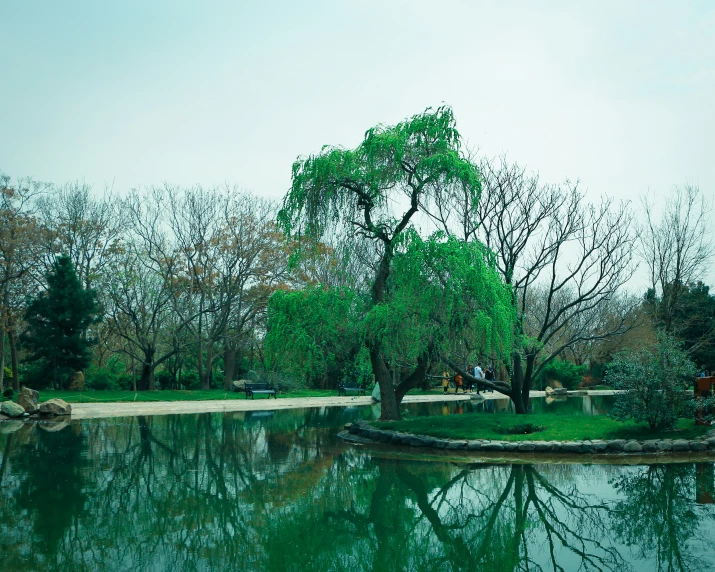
[2,1,714,281]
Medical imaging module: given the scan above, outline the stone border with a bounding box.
[346,420,715,455]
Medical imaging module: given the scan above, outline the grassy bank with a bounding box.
[2,388,337,404]
[375,412,711,442]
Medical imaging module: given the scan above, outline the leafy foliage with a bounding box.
[22,255,101,387]
[366,231,514,367]
[536,358,587,390]
[606,333,698,431]
[264,286,364,386]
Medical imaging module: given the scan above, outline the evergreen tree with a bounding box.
[22,255,101,388]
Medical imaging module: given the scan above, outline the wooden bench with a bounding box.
[338,383,366,396]
[244,382,277,399]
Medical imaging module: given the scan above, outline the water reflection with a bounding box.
[0,405,713,571]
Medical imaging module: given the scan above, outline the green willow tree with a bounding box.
[22,255,101,388]
[278,107,512,420]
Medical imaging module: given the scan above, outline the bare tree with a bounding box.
[640,184,713,333]
[446,157,638,413]
[0,174,48,391]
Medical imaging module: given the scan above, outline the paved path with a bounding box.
[69,390,618,420]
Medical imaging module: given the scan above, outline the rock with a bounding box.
[550,442,563,452]
[606,439,626,452]
[233,379,254,392]
[581,440,595,453]
[671,439,690,452]
[349,423,360,434]
[532,441,552,452]
[706,429,715,439]
[562,442,583,453]
[466,440,483,451]
[623,441,643,453]
[0,420,24,434]
[502,442,518,451]
[642,440,660,453]
[1,401,25,418]
[433,440,450,449]
[38,399,72,416]
[690,441,708,451]
[656,440,673,452]
[706,437,715,449]
[544,386,554,395]
[445,440,467,450]
[482,441,504,451]
[591,440,608,452]
[17,387,39,413]
[408,436,428,447]
[470,393,485,401]
[39,421,69,432]
[517,442,536,452]
[552,387,568,396]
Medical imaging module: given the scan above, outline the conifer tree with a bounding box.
[22,255,101,388]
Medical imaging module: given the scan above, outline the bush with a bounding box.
[85,367,119,391]
[181,371,200,390]
[538,359,587,390]
[606,334,699,431]
[154,370,175,390]
[2,387,14,399]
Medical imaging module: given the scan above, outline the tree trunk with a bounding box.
[372,343,401,421]
[224,345,236,390]
[8,329,19,391]
[511,352,529,414]
[0,330,5,392]
[200,343,212,390]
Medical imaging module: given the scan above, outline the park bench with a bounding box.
[244,382,277,399]
[338,383,366,396]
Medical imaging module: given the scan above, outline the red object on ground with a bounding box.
[694,377,715,425]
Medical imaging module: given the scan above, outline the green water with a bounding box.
[1,398,714,571]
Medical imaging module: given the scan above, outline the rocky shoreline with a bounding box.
[0,387,71,419]
[345,420,715,455]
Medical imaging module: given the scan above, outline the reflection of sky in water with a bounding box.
[0,402,713,571]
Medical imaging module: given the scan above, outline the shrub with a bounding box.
[85,368,118,391]
[181,371,200,390]
[154,370,174,390]
[2,387,14,399]
[538,359,587,390]
[606,333,699,431]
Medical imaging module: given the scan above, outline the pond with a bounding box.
[1,398,714,571]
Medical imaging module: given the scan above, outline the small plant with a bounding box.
[2,387,14,400]
[504,423,544,435]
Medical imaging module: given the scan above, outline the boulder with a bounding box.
[591,440,608,452]
[656,440,673,452]
[502,442,518,451]
[641,440,660,453]
[38,399,72,416]
[1,401,25,418]
[562,442,583,453]
[232,380,249,392]
[444,440,467,450]
[689,441,707,451]
[623,441,643,453]
[671,439,690,452]
[606,439,626,452]
[544,386,554,395]
[552,387,568,396]
[482,441,504,451]
[517,442,536,452]
[17,387,39,413]
[466,440,483,451]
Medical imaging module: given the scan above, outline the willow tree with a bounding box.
[278,107,499,420]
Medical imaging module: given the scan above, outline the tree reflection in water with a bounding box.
[0,410,715,571]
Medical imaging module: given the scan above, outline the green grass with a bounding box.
[375,412,711,442]
[0,388,337,404]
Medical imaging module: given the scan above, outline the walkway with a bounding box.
[69,390,618,420]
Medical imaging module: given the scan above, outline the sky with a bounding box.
[2,0,714,284]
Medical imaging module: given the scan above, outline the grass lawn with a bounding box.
[2,388,337,404]
[375,412,712,442]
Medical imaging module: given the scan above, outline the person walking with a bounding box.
[474,363,484,394]
[485,365,495,392]
[442,371,450,394]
